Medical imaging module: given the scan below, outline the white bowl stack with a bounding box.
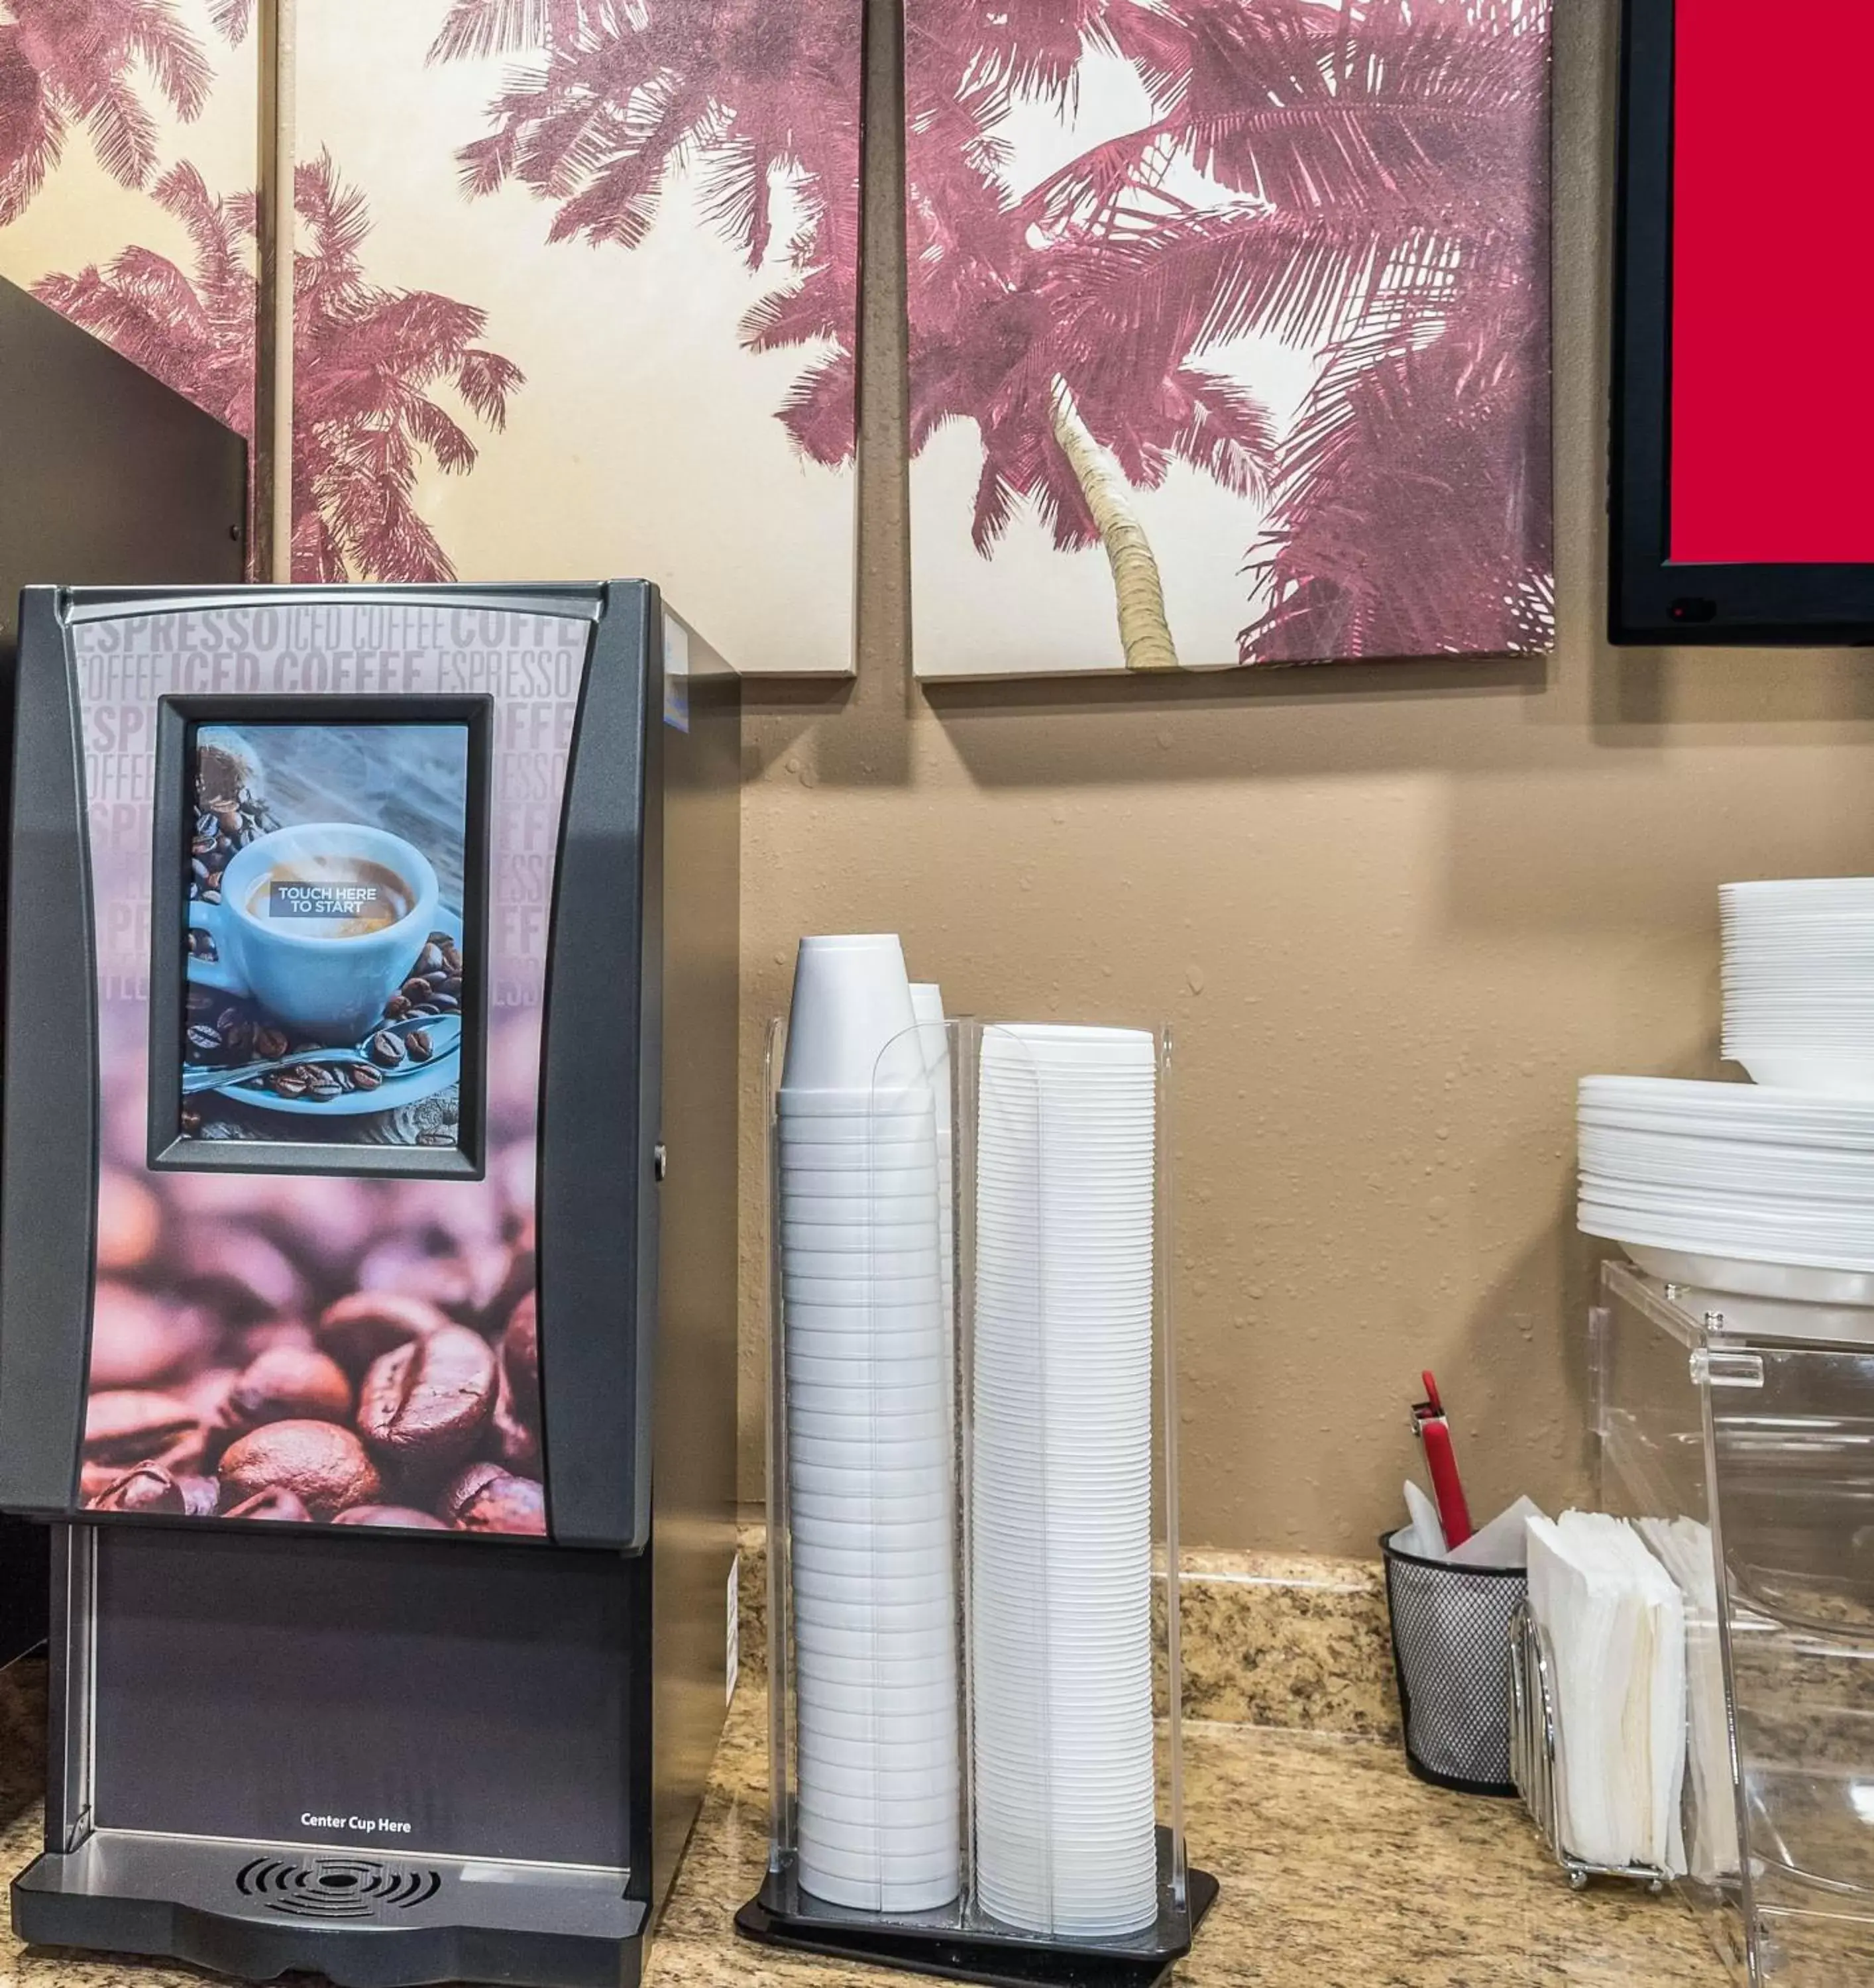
[779,936,959,1913]
[969,1024,1160,1939]
[1580,879,1874,1341]
[1722,879,1874,1093]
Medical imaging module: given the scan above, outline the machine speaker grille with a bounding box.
[235,1855,441,1918]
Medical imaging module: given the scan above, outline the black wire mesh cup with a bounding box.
[1380,1528,1527,1796]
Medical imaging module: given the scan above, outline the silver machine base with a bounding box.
[15,1830,647,1988]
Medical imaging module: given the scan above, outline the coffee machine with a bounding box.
[0,582,740,1987]
[0,278,248,1671]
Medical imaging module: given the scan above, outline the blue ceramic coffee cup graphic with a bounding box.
[191,823,441,1045]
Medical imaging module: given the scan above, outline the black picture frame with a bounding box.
[146,694,494,1180]
[1612,0,1874,644]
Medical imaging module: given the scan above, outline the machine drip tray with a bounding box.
[14,1830,648,1988]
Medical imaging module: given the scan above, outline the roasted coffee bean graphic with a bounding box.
[492,1293,541,1468]
[90,1284,215,1390]
[490,1366,539,1472]
[225,1346,353,1430]
[358,1233,516,1327]
[332,1505,449,1530]
[315,1292,451,1377]
[400,978,429,1005]
[217,1421,382,1519]
[186,1024,222,1058]
[221,1487,313,1523]
[150,1423,210,1481]
[437,1459,508,1523]
[178,1366,240,1423]
[96,1171,160,1274]
[455,1472,547,1536]
[83,1390,197,1466]
[357,1325,497,1472]
[406,1029,435,1064]
[176,1474,221,1518]
[369,1030,407,1070]
[252,1025,289,1061]
[177,1227,305,1324]
[351,1063,383,1091]
[88,1463,186,1515]
[233,1319,317,1364]
[91,1284,211,1390]
[417,942,445,976]
[273,1072,309,1099]
[502,1292,539,1392]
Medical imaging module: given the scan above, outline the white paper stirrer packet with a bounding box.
[1400,1479,1447,1558]
[1450,1495,1547,1568]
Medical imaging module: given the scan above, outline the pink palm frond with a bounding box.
[36,150,525,586]
[437,0,863,460]
[0,0,221,217]
[903,0,1551,663]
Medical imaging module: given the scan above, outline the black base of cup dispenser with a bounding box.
[736,1835,1218,1988]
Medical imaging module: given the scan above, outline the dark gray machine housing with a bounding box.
[4,586,740,1987]
[0,277,247,1667]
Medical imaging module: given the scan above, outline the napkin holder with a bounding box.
[1509,1603,1671,1893]
[736,1017,1217,1988]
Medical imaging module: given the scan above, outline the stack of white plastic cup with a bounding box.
[781,936,959,1912]
[969,1024,1160,1938]
[909,983,954,1376]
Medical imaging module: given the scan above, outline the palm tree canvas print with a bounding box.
[0,0,259,459]
[900,0,1553,677]
[292,0,865,671]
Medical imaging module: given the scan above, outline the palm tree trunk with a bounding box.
[1049,376,1179,671]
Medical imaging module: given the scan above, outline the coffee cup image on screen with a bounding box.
[181,725,469,1150]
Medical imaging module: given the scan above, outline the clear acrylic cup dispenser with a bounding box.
[736,1017,1217,1988]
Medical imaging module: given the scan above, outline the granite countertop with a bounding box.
[651,1693,1723,1988]
[0,1675,1722,1988]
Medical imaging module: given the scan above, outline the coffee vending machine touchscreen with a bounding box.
[0,583,740,1987]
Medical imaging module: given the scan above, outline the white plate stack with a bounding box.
[779,936,959,1914]
[1722,879,1874,1094]
[1580,876,1874,1341]
[1578,1077,1874,1325]
[970,1024,1160,1939]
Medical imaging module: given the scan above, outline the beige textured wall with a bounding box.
[736,0,1874,1555]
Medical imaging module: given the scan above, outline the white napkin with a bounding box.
[1525,1512,1688,1874]
[1639,1516,1738,1882]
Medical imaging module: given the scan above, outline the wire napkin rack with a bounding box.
[1508,1603,1672,1895]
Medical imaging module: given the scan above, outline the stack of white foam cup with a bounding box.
[780,936,959,1912]
[969,1024,1160,1937]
